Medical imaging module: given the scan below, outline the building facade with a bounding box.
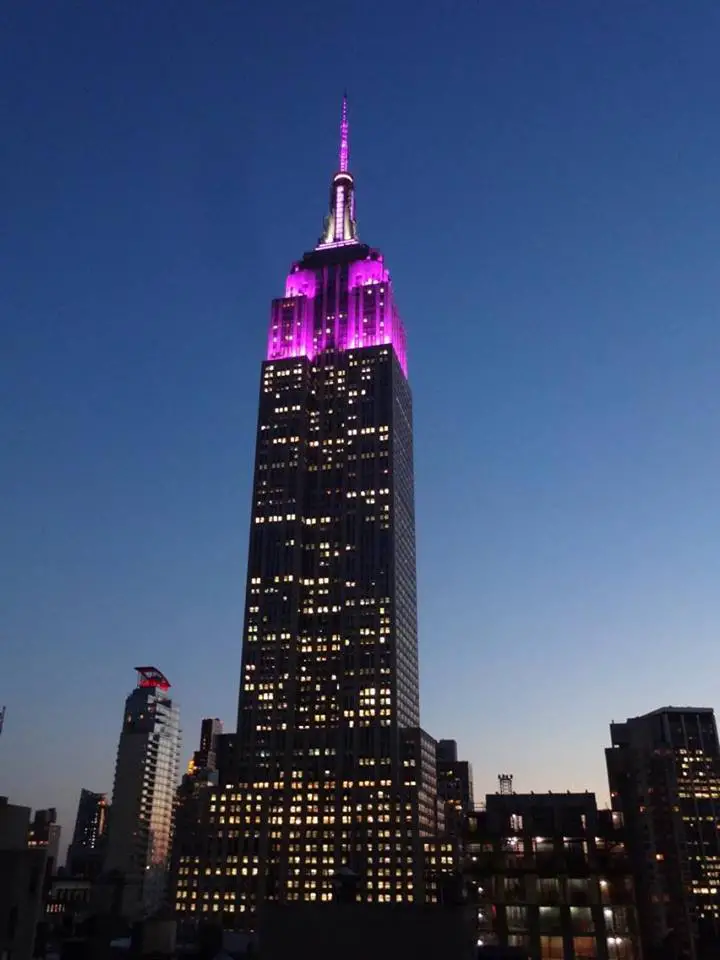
[464,792,640,960]
[189,718,223,774]
[27,807,61,870]
[607,707,720,960]
[175,98,438,927]
[170,719,221,916]
[66,789,107,879]
[104,666,180,917]
[437,739,475,830]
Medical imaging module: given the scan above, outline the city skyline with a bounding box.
[4,0,720,853]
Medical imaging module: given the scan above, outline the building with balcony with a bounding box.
[464,792,640,960]
[104,667,181,918]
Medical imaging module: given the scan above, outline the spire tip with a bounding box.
[339,93,349,173]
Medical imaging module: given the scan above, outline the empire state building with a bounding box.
[174,99,444,926]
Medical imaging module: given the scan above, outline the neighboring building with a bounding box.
[45,876,93,937]
[402,727,445,839]
[27,807,61,870]
[213,731,237,784]
[188,717,223,774]
[0,797,51,960]
[464,791,640,960]
[189,97,438,928]
[171,719,221,915]
[607,707,720,960]
[66,789,108,879]
[104,666,181,918]
[437,739,475,829]
[423,835,463,905]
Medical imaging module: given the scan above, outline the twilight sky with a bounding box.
[2,0,720,845]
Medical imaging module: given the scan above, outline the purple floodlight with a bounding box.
[285,268,317,299]
[267,251,407,376]
[266,98,408,376]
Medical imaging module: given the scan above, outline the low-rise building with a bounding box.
[464,791,640,960]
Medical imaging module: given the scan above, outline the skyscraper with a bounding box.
[104,667,181,917]
[66,789,108,879]
[176,98,439,928]
[607,707,720,960]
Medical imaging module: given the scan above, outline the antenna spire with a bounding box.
[317,94,358,248]
[339,91,349,173]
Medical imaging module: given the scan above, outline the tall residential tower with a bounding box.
[174,98,441,928]
[104,667,181,917]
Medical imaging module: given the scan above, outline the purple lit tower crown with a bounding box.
[266,96,408,376]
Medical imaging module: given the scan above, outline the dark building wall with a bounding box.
[27,808,60,868]
[439,757,474,814]
[0,799,49,960]
[259,902,477,960]
[192,718,222,772]
[438,740,459,763]
[0,850,49,960]
[66,789,107,878]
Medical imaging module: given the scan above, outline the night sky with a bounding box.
[3,0,720,847]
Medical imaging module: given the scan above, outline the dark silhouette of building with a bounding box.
[464,791,640,960]
[66,789,107,879]
[607,707,720,960]
[181,97,440,928]
[187,718,223,776]
[45,875,93,939]
[259,900,477,960]
[0,797,54,960]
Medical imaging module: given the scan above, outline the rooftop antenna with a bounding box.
[339,91,349,172]
[498,773,513,795]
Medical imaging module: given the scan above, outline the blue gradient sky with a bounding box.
[3,0,720,842]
